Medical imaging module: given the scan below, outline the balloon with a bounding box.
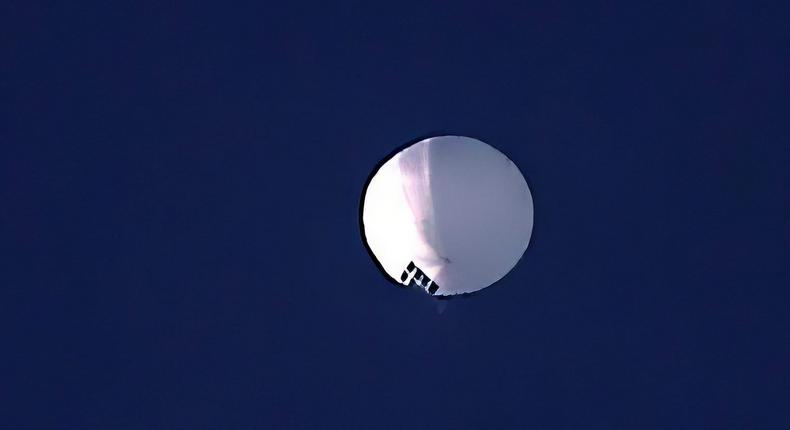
[361,136,534,296]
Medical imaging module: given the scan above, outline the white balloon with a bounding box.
[361,136,534,296]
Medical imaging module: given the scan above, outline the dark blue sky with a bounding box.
[3,1,789,428]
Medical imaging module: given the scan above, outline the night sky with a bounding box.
[4,1,790,428]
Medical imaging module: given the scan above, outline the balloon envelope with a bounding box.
[361,136,534,296]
